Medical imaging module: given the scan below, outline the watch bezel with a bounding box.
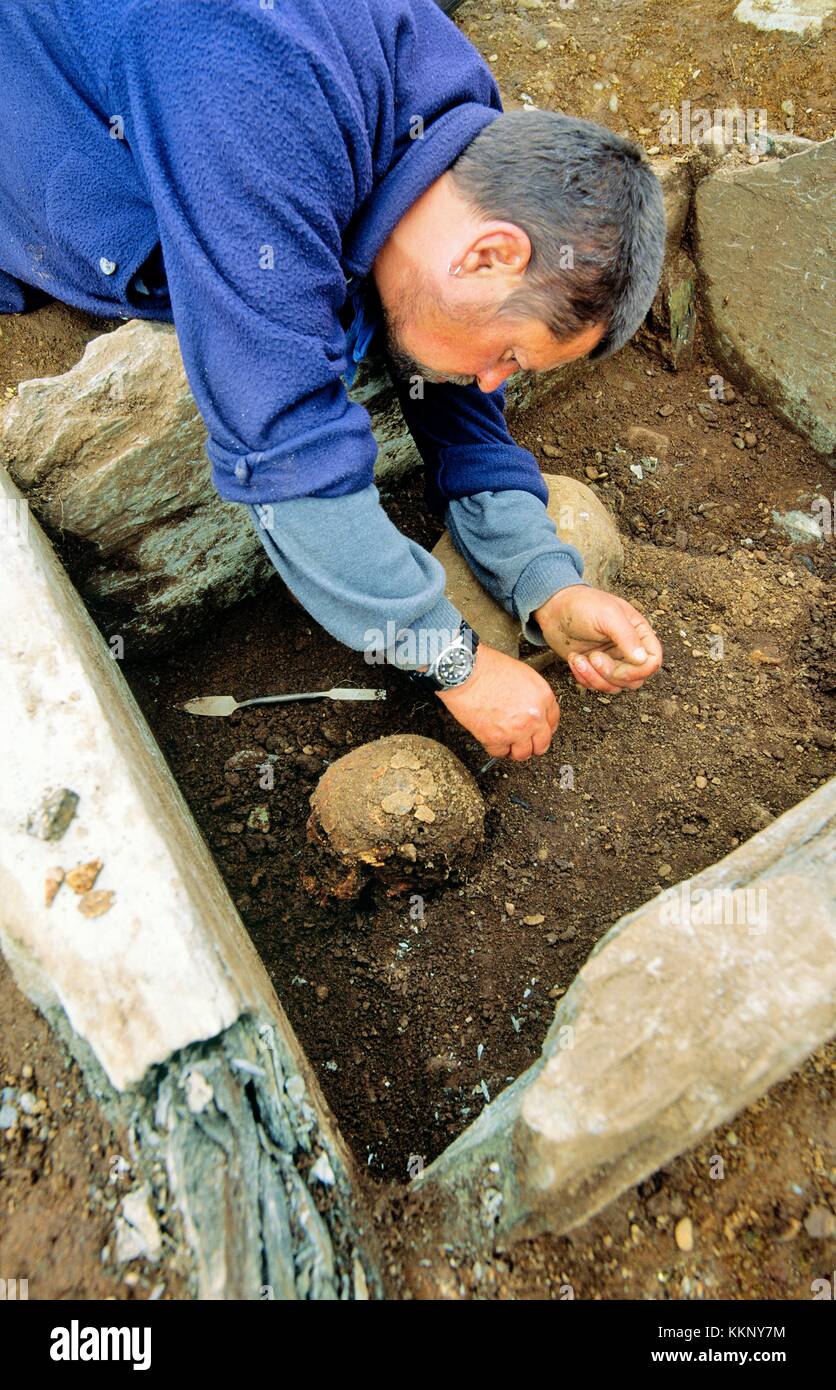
[435,637,476,688]
[408,622,480,691]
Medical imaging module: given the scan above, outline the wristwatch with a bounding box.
[406,621,480,692]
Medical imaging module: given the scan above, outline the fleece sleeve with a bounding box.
[248,487,464,669]
[390,374,551,517]
[110,0,377,504]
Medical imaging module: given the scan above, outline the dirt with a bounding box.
[124,330,835,1185]
[0,301,116,397]
[386,1039,836,1300]
[1,0,834,1302]
[462,0,835,142]
[0,953,189,1301]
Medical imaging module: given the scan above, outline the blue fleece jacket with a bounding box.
[0,0,586,658]
[0,0,554,513]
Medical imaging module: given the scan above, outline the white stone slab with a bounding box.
[734,0,833,35]
[0,469,279,1090]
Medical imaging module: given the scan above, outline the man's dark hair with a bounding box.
[450,111,666,359]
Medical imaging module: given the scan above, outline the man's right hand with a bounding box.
[436,643,559,760]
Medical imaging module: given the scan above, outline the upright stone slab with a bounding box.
[416,779,836,1245]
[0,320,275,652]
[695,139,836,454]
[0,468,379,1298]
[733,0,834,35]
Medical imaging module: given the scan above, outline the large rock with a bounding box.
[416,779,836,1244]
[0,320,275,652]
[431,475,624,655]
[695,139,836,455]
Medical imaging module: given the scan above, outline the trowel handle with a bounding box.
[237,691,331,708]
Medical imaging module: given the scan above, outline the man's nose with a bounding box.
[476,363,518,393]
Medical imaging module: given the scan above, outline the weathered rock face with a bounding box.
[0,320,274,651]
[696,138,836,455]
[305,734,485,899]
[416,779,836,1245]
[653,156,694,260]
[645,248,698,369]
[431,475,624,655]
[628,156,695,368]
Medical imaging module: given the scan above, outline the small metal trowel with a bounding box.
[179,687,386,717]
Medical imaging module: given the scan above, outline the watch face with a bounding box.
[437,641,475,687]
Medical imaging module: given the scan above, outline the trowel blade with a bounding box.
[179,695,239,717]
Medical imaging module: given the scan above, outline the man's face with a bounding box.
[381,273,604,393]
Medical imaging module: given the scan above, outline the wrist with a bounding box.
[533,583,585,627]
[405,620,480,693]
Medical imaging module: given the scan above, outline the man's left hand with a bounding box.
[533,584,663,694]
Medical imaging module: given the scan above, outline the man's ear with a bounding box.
[453,221,532,278]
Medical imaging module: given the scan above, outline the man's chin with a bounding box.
[424,369,476,387]
[387,356,475,387]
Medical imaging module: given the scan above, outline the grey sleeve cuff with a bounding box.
[248,487,463,671]
[445,489,587,646]
[513,551,588,646]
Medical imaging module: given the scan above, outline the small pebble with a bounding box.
[26,788,79,842]
[675,1217,694,1252]
[804,1205,836,1239]
[78,889,115,918]
[45,866,65,908]
[66,860,103,895]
